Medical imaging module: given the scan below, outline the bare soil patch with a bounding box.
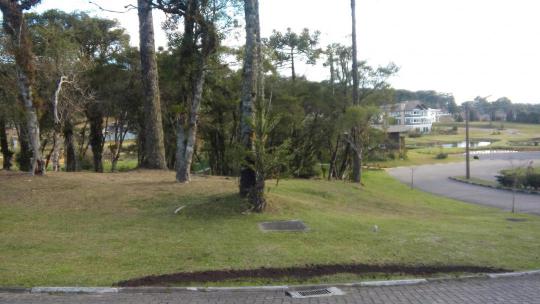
[115,263,509,287]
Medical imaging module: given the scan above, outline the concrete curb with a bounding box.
[449,176,540,195]
[487,269,540,278]
[0,287,30,293]
[359,279,427,287]
[2,270,538,295]
[30,287,119,294]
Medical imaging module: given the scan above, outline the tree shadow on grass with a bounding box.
[174,193,251,220]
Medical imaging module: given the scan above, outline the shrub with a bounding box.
[408,130,422,138]
[496,169,537,189]
[79,155,94,170]
[435,152,448,159]
[496,173,515,188]
[526,173,540,189]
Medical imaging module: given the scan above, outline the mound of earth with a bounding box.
[115,263,509,287]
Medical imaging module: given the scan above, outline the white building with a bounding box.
[381,101,448,133]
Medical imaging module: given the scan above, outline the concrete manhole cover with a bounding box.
[506,218,527,222]
[259,220,308,232]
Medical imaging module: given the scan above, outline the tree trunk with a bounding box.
[350,0,359,105]
[63,118,77,172]
[290,48,296,81]
[338,143,350,179]
[110,128,128,173]
[329,53,335,96]
[16,123,32,171]
[239,0,261,197]
[0,1,43,175]
[0,117,13,170]
[176,61,207,183]
[51,133,61,172]
[352,149,362,183]
[138,0,167,169]
[327,135,340,180]
[18,68,43,175]
[87,105,104,173]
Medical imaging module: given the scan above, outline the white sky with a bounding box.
[33,0,540,104]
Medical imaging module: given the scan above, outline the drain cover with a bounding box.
[507,218,527,222]
[287,287,345,298]
[259,220,308,232]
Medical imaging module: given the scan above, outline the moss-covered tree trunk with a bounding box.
[350,0,361,183]
[174,0,217,183]
[239,0,261,197]
[87,104,104,173]
[16,123,32,171]
[138,0,167,170]
[350,0,359,106]
[63,117,77,172]
[0,0,44,175]
[0,117,13,170]
[176,62,207,183]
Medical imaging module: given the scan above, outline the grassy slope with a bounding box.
[1,170,540,287]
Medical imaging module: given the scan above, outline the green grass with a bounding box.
[1,170,540,287]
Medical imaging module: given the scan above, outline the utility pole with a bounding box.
[465,103,470,179]
[410,167,415,189]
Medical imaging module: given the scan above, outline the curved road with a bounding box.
[388,152,540,215]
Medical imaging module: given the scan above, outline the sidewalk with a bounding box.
[2,274,540,303]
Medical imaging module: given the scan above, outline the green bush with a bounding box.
[496,169,540,190]
[408,130,422,138]
[435,152,448,159]
[526,173,540,189]
[496,173,515,188]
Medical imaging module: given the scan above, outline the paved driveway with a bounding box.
[2,275,540,303]
[388,152,540,215]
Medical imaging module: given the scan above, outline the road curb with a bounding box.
[30,287,119,294]
[358,279,427,287]
[0,287,30,293]
[449,176,540,195]
[2,270,538,295]
[487,269,540,278]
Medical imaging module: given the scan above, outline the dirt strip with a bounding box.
[115,264,510,287]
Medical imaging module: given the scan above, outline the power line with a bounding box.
[87,1,137,14]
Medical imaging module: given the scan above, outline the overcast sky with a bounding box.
[33,0,540,104]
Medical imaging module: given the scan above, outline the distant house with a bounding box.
[380,100,449,133]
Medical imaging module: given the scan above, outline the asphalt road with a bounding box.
[388,152,540,215]
[2,275,540,303]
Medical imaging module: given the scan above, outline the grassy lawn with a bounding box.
[1,170,540,287]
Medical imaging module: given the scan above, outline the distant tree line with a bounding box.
[462,96,540,123]
[394,89,459,114]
